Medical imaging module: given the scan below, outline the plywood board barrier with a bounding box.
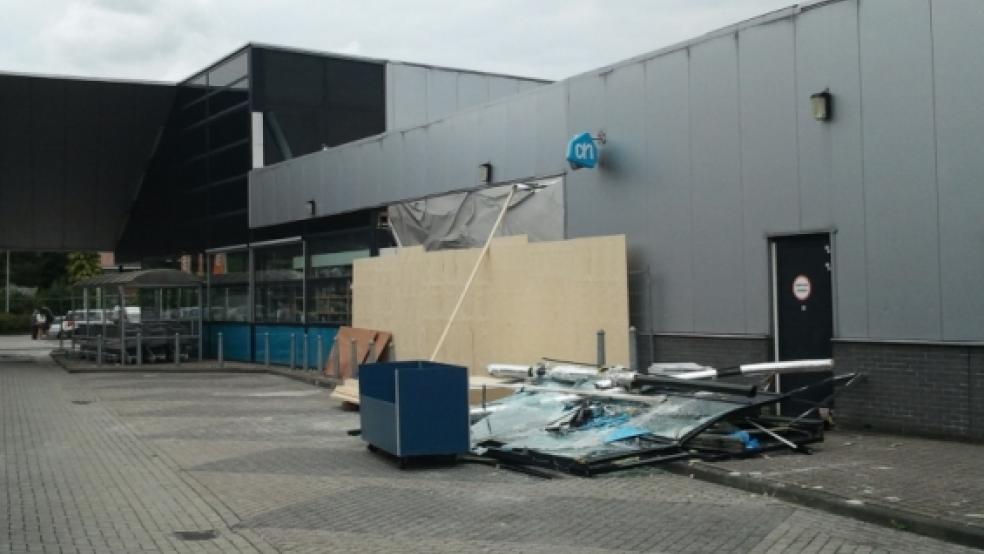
[352,234,630,375]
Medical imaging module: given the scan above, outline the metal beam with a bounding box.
[4,250,10,313]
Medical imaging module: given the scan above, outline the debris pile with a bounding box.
[471,359,860,476]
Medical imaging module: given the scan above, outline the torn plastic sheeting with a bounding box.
[387,177,564,251]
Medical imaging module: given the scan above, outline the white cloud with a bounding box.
[0,0,796,82]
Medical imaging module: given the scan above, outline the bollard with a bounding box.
[596,329,606,368]
[218,332,224,368]
[316,335,323,373]
[367,339,376,363]
[97,334,103,366]
[350,338,359,380]
[629,326,638,371]
[264,333,270,367]
[175,333,181,366]
[136,332,143,366]
[333,337,341,379]
[302,333,309,371]
[289,334,296,371]
[482,384,487,411]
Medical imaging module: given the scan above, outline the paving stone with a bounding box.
[2,354,980,553]
[709,431,984,530]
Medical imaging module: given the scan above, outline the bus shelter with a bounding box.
[72,269,204,365]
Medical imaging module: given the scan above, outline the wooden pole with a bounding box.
[430,185,516,362]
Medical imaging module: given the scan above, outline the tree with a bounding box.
[66,252,102,286]
[9,252,68,289]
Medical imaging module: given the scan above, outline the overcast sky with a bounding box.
[0,0,796,82]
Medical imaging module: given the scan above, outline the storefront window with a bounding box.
[306,231,370,325]
[255,243,304,323]
[207,251,250,321]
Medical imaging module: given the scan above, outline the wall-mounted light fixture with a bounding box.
[810,90,833,121]
[305,199,316,217]
[478,162,493,184]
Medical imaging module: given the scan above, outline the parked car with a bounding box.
[65,309,109,336]
[47,316,65,339]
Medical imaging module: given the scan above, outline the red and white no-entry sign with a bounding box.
[792,274,812,301]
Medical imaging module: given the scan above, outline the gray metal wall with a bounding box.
[385,62,548,130]
[249,0,984,343]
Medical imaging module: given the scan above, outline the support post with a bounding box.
[119,285,126,367]
[430,184,517,361]
[350,338,359,380]
[629,326,638,370]
[333,337,341,379]
[596,329,606,368]
[175,332,181,366]
[289,334,296,370]
[316,335,323,373]
[4,250,9,314]
[218,332,224,368]
[96,334,103,366]
[136,332,143,366]
[302,333,309,371]
[197,285,204,362]
[264,333,270,366]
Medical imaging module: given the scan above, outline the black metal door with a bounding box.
[773,234,833,412]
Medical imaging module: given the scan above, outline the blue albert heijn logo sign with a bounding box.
[566,131,601,170]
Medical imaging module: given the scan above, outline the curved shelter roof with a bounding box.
[77,269,202,289]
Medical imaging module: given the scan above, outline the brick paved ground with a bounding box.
[2,354,981,553]
[699,430,984,531]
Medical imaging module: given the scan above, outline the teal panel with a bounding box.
[206,323,251,361]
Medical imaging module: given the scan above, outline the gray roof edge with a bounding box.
[0,68,175,87]
[196,42,551,84]
[565,2,815,81]
[77,269,202,288]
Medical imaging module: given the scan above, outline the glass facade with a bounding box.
[107,44,389,363]
[179,50,251,250]
[306,230,371,325]
[116,45,387,260]
[204,232,372,328]
[207,250,250,321]
[254,242,304,323]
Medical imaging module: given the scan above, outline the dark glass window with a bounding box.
[305,231,371,325]
[207,251,249,321]
[254,243,304,323]
[208,53,248,90]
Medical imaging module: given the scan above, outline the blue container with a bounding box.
[359,361,470,459]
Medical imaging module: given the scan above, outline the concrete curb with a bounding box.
[50,352,339,390]
[666,460,984,550]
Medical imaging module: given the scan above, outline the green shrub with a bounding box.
[0,288,35,314]
[0,313,31,334]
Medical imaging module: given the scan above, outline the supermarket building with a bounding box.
[1,0,983,439]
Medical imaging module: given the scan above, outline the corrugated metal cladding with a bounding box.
[250,0,984,343]
[385,63,548,130]
[0,75,173,251]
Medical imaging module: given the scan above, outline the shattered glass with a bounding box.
[471,379,743,460]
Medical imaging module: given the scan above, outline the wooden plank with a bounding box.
[329,375,515,408]
[353,235,630,375]
[323,327,392,379]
